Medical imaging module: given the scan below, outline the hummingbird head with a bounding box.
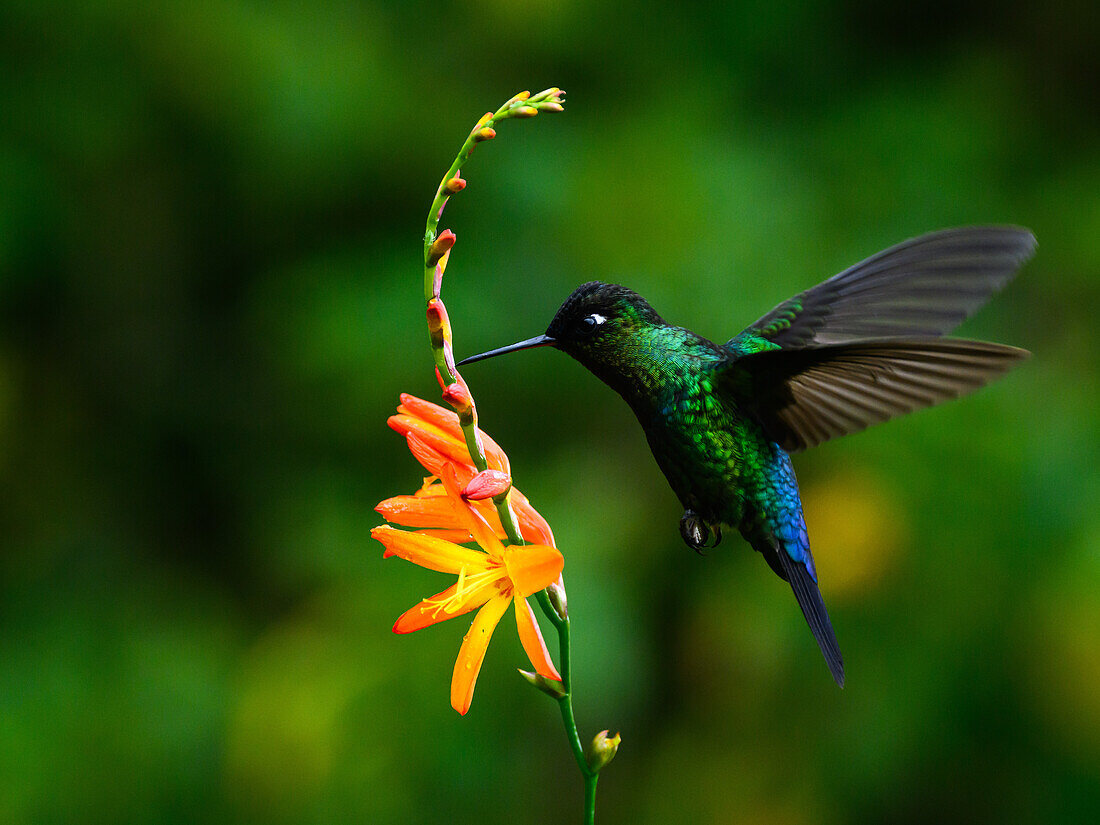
[457,282,665,372]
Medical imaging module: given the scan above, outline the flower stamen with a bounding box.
[423,564,502,618]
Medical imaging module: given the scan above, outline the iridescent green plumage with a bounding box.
[459,227,1036,685]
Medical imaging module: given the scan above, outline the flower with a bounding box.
[378,394,556,547]
[373,464,563,714]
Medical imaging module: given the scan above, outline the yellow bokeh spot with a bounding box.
[224,599,369,817]
[800,468,908,598]
[1026,534,1100,760]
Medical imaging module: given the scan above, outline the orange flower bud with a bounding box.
[462,469,511,501]
[444,176,466,193]
[474,127,496,142]
[474,112,493,129]
[506,91,531,106]
[427,229,456,267]
[515,106,539,118]
[426,298,451,348]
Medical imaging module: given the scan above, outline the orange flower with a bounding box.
[379,394,556,547]
[373,464,563,714]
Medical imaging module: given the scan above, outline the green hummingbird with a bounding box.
[458,227,1034,685]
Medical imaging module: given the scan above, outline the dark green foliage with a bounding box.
[1,2,1098,825]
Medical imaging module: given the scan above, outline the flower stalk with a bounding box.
[385,87,616,824]
[420,88,567,548]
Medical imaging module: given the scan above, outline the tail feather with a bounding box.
[772,542,845,687]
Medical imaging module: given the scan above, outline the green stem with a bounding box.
[421,89,587,818]
[584,774,599,825]
[537,590,599,823]
[421,89,564,546]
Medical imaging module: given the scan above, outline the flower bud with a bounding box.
[474,112,493,129]
[442,381,475,424]
[426,298,451,348]
[474,126,496,142]
[505,90,531,106]
[518,669,566,700]
[539,101,565,113]
[444,176,466,194]
[431,261,445,299]
[427,229,456,267]
[546,578,568,620]
[586,730,621,772]
[462,469,511,501]
[515,105,539,118]
[531,86,562,101]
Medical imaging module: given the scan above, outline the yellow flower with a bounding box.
[373,463,563,715]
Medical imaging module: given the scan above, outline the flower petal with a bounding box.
[478,430,510,474]
[440,464,505,557]
[512,489,557,547]
[389,415,472,468]
[515,597,562,682]
[396,394,509,473]
[413,528,475,543]
[406,432,468,479]
[375,494,457,527]
[372,526,490,574]
[380,488,518,544]
[451,594,511,715]
[393,578,498,634]
[503,543,564,598]
[398,393,461,435]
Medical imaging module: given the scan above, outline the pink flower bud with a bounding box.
[515,106,539,118]
[462,469,511,501]
[442,379,475,426]
[427,230,456,267]
[540,102,565,113]
[444,176,466,194]
[432,262,444,299]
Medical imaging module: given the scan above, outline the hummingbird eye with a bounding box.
[580,313,606,335]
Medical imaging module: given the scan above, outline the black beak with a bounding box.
[457,334,556,366]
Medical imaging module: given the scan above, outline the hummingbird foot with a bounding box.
[680,510,721,553]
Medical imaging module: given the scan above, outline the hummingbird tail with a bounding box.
[772,542,846,687]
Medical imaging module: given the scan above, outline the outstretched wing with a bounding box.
[725,339,1029,452]
[727,226,1035,350]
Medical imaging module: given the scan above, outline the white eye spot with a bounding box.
[590,314,606,325]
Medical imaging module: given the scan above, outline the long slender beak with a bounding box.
[457,334,556,366]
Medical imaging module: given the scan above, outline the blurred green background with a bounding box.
[2,1,1099,823]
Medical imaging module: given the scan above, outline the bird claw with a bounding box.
[680,510,721,553]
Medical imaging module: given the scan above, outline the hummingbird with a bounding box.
[458,227,1034,686]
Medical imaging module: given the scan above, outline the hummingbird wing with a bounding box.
[727,226,1035,349]
[725,339,1028,452]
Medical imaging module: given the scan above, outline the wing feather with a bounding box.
[728,227,1035,349]
[729,339,1029,452]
